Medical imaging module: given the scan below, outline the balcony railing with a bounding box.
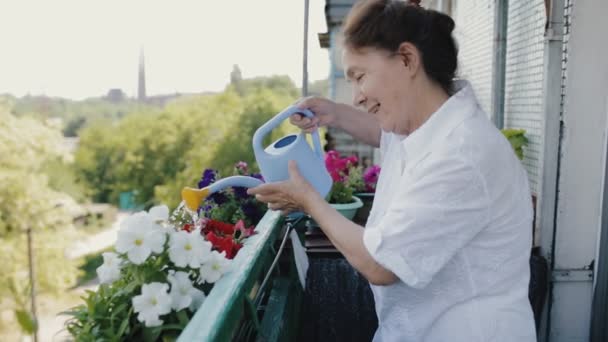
[178,210,303,342]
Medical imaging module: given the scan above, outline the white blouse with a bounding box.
[363,81,537,341]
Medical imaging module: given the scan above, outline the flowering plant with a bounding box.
[362,165,381,193]
[324,150,363,204]
[324,151,382,203]
[197,162,266,228]
[64,162,265,341]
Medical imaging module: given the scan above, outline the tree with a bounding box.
[74,75,301,209]
[0,102,74,236]
[10,95,156,137]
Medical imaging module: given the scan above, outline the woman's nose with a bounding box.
[352,87,366,108]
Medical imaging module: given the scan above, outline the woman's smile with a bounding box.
[368,103,380,115]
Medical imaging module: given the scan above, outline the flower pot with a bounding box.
[330,195,363,221]
[353,192,374,225]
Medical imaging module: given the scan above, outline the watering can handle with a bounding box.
[252,105,324,159]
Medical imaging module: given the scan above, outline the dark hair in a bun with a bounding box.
[343,0,458,93]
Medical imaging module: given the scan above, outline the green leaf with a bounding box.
[116,307,133,337]
[176,309,190,328]
[142,326,162,342]
[15,309,37,334]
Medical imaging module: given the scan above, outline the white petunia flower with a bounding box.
[148,205,169,223]
[96,252,123,284]
[168,230,212,268]
[168,271,206,311]
[132,282,172,327]
[115,212,166,264]
[198,251,232,284]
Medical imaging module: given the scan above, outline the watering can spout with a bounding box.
[181,187,210,211]
[181,176,264,211]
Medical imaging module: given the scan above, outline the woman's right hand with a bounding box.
[291,97,340,133]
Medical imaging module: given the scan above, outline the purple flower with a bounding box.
[250,173,264,181]
[363,165,381,192]
[241,201,262,221]
[209,192,228,205]
[198,204,213,216]
[233,187,248,200]
[198,169,217,188]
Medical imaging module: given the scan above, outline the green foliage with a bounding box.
[15,310,37,336]
[9,95,154,137]
[0,230,81,298]
[44,157,91,202]
[328,166,364,204]
[199,166,267,228]
[0,102,75,235]
[75,75,299,209]
[501,128,528,160]
[74,121,125,203]
[7,279,37,335]
[227,74,299,99]
[64,282,141,341]
[328,182,354,204]
[75,248,111,286]
[64,232,214,341]
[65,279,194,342]
[346,165,366,193]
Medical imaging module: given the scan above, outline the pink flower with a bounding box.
[363,165,381,192]
[234,161,249,175]
[234,220,256,241]
[325,150,354,182]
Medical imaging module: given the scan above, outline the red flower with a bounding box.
[205,231,242,259]
[182,223,193,232]
[202,219,235,235]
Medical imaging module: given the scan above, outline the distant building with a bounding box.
[106,88,126,103]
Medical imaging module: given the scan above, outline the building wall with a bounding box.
[451,0,495,115]
[549,0,608,339]
[450,0,545,194]
[503,0,546,195]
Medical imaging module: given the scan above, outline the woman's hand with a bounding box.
[246,160,320,215]
[291,97,340,133]
[294,97,382,148]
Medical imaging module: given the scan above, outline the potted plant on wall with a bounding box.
[501,128,528,160]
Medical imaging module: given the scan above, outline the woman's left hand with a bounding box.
[247,160,318,215]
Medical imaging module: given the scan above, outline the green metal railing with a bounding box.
[178,211,303,342]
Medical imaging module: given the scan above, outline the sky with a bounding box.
[0,0,330,100]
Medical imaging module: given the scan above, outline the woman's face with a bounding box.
[343,46,413,134]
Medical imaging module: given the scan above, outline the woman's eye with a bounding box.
[356,74,364,82]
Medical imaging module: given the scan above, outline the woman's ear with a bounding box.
[397,42,421,75]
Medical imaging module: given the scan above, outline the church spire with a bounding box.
[138,48,146,102]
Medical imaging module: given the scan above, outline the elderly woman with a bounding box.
[248,0,536,341]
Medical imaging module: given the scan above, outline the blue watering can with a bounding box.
[181,105,332,211]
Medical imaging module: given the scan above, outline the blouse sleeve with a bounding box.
[363,155,490,289]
